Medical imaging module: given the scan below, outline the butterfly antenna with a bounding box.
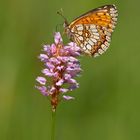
[57,9,69,26]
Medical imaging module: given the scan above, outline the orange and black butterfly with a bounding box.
[58,5,118,57]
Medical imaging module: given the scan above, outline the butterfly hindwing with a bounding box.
[67,5,118,57]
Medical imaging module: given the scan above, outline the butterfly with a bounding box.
[58,5,118,57]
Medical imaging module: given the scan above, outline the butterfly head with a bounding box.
[63,19,69,34]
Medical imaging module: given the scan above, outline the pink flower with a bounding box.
[36,77,46,85]
[35,32,82,111]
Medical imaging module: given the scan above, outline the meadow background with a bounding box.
[0,0,140,140]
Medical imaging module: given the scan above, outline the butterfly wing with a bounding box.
[68,5,118,57]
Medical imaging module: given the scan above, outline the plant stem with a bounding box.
[51,109,56,140]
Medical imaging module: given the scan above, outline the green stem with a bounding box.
[51,110,56,140]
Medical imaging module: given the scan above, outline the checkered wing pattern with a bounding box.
[67,5,118,57]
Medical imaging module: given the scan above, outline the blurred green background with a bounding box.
[0,0,140,140]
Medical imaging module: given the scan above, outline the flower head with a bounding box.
[35,32,82,111]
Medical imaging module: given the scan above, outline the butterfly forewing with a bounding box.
[67,5,118,57]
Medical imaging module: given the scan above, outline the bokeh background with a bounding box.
[0,0,140,140]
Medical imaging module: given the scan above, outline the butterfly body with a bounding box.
[64,5,118,57]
